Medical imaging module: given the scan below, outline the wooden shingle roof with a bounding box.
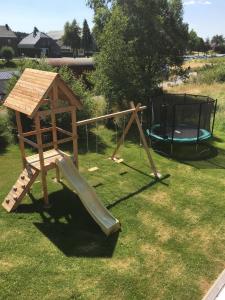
[4,68,82,117]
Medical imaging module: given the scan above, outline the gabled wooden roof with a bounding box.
[4,68,82,118]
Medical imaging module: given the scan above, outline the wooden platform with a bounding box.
[26,149,67,171]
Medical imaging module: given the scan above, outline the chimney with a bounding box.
[5,24,9,31]
[33,27,39,37]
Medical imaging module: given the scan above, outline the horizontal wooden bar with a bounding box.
[38,106,74,117]
[42,142,53,149]
[42,137,73,149]
[57,137,73,145]
[76,105,147,127]
[18,135,38,149]
[56,127,72,137]
[23,127,53,137]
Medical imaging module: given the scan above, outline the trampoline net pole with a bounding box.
[196,103,203,150]
[171,104,176,154]
[211,99,217,136]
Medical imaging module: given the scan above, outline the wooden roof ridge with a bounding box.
[4,68,82,118]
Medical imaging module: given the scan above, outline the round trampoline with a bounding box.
[146,93,217,153]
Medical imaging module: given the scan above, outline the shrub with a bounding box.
[0,113,13,149]
[0,46,15,62]
[196,64,225,84]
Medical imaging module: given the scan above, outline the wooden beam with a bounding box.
[56,127,72,137]
[23,127,52,137]
[77,106,147,127]
[15,111,26,168]
[57,137,73,145]
[130,102,159,178]
[18,135,38,149]
[71,108,79,168]
[111,103,142,159]
[34,114,49,206]
[58,78,82,110]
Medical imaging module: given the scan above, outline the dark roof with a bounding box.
[18,31,52,48]
[0,71,19,80]
[47,57,94,67]
[0,25,17,38]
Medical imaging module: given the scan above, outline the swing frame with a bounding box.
[77,102,160,178]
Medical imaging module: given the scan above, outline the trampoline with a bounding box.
[146,94,217,153]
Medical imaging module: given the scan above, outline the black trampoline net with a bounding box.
[148,94,216,141]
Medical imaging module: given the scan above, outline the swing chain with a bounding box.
[86,124,89,153]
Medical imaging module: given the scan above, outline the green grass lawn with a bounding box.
[1,126,225,299]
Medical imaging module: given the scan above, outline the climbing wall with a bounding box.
[2,166,39,212]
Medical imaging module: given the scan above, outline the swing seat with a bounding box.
[110,157,124,164]
[88,167,99,172]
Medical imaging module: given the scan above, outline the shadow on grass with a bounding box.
[107,174,170,209]
[181,146,225,169]
[17,185,119,258]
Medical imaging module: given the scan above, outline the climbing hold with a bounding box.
[13,187,17,192]
[21,175,25,180]
[6,199,10,204]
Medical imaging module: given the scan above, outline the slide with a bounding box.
[56,156,120,236]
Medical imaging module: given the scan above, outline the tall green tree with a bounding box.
[87,0,189,105]
[188,29,199,53]
[62,20,81,56]
[81,19,93,53]
[211,35,225,53]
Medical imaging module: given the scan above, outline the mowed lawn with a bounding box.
[1,123,225,300]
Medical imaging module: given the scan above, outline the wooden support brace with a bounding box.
[111,103,141,159]
[15,111,26,168]
[34,114,49,206]
[130,102,159,178]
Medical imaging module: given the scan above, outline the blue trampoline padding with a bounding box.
[146,124,212,143]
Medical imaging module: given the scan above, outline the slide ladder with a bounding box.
[2,166,39,212]
[56,156,120,236]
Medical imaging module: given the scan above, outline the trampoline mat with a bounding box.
[148,124,212,143]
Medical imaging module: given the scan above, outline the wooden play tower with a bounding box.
[2,68,82,212]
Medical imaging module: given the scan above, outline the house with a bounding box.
[0,24,17,51]
[47,30,73,57]
[18,28,60,57]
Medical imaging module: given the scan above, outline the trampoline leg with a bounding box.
[170,143,173,155]
[195,143,199,153]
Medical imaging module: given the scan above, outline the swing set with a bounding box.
[77,102,161,178]
[2,69,161,235]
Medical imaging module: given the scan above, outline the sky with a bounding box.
[1,0,225,39]
[183,0,225,38]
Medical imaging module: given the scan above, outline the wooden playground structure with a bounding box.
[2,68,160,234]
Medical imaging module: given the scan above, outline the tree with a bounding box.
[204,38,211,54]
[87,0,189,105]
[81,19,93,53]
[62,20,81,56]
[0,46,15,63]
[188,29,199,53]
[211,35,225,53]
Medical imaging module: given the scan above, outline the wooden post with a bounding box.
[130,102,159,178]
[71,107,78,168]
[111,103,142,159]
[15,111,26,169]
[51,84,60,182]
[111,102,159,178]
[35,113,49,206]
